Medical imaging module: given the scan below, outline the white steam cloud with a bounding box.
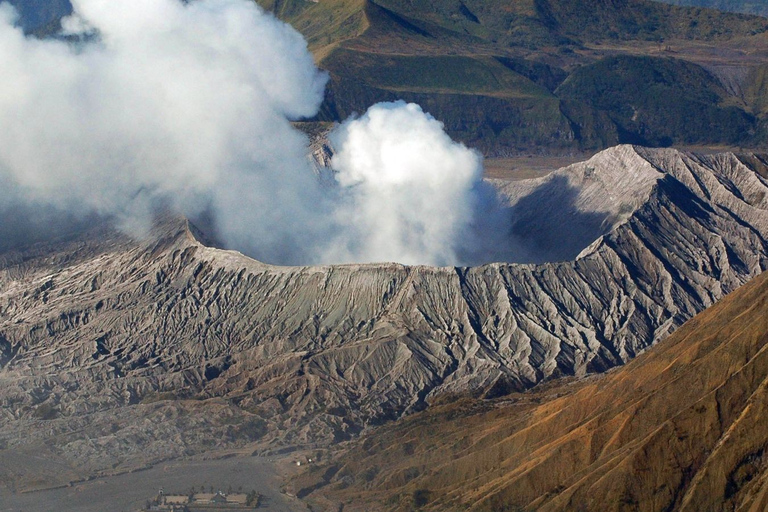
[0,0,330,263]
[0,0,511,266]
[326,102,484,266]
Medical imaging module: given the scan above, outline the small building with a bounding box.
[226,493,248,505]
[144,489,259,511]
[164,495,189,505]
[210,491,227,504]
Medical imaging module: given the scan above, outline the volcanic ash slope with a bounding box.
[0,145,767,487]
[299,235,768,512]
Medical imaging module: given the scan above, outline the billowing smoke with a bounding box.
[326,102,495,266]
[0,0,330,263]
[0,0,511,266]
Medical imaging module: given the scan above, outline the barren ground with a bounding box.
[0,456,306,512]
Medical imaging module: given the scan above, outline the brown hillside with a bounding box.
[259,0,768,153]
[300,270,768,512]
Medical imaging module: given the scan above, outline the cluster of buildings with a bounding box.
[142,489,260,511]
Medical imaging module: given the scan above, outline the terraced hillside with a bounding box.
[2,147,768,492]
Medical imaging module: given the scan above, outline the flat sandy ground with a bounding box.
[483,145,768,182]
[483,154,593,181]
[0,456,307,512]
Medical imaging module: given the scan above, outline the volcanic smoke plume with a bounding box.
[0,0,509,266]
[325,102,490,266]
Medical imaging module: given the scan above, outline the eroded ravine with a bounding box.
[0,146,767,491]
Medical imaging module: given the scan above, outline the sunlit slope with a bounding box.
[257,0,768,153]
[254,0,368,54]
[262,0,768,50]
[300,270,768,511]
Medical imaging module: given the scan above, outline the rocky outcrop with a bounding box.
[0,146,767,487]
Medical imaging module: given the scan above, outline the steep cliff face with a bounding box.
[0,146,767,489]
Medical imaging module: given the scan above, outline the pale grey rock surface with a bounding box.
[1,145,767,490]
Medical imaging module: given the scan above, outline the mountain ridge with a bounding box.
[296,252,768,512]
[258,0,768,153]
[2,146,768,492]
[7,0,768,152]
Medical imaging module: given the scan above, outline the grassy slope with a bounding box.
[298,262,768,512]
[362,0,768,47]
[255,0,369,55]
[321,50,553,97]
[745,65,768,114]
[259,0,768,154]
[9,0,768,151]
[556,55,756,146]
[531,0,768,41]
[653,0,768,17]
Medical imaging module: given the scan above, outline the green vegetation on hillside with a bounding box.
[255,0,368,51]
[371,0,768,44]
[254,0,768,153]
[322,50,553,97]
[556,55,756,146]
[744,65,768,115]
[531,0,768,40]
[654,0,768,17]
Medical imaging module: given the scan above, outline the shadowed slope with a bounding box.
[1,146,768,492]
[654,0,768,17]
[299,268,768,512]
[254,0,768,153]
